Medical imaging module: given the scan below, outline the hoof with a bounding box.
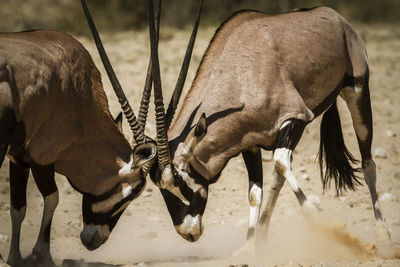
[0,255,10,267]
[232,242,256,258]
[377,240,400,258]
[23,252,55,267]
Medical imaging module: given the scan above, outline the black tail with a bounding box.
[319,101,361,194]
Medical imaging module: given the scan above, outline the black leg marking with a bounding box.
[275,120,306,151]
[242,148,263,241]
[273,120,310,208]
[242,148,263,191]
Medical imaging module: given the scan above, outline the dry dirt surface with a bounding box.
[0,25,399,267]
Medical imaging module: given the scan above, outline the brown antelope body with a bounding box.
[147,6,396,253]
[0,28,157,266]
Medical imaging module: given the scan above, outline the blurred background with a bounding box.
[0,0,399,34]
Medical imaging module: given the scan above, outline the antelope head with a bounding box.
[145,0,208,242]
[79,0,158,250]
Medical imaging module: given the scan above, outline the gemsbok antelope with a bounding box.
[146,5,397,254]
[0,28,156,265]
[86,0,204,209]
[0,0,198,263]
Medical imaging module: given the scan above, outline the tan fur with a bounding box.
[169,7,367,179]
[0,30,135,194]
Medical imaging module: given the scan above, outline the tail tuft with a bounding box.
[318,101,362,194]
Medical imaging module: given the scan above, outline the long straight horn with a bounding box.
[165,0,204,129]
[81,0,146,145]
[148,0,171,169]
[138,0,162,128]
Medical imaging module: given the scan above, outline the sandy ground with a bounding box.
[0,24,399,267]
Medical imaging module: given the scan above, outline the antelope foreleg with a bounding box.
[7,162,29,266]
[29,164,58,265]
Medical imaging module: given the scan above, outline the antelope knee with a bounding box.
[44,191,59,212]
[249,184,262,207]
[273,148,291,176]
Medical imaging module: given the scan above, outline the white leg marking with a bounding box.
[248,184,262,231]
[8,206,26,264]
[273,148,300,192]
[273,148,317,215]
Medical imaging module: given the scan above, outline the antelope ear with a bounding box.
[195,113,207,139]
[132,142,157,169]
[114,112,123,132]
[180,113,207,157]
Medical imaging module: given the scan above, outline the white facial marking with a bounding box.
[161,165,190,205]
[118,157,133,177]
[121,184,133,199]
[175,142,192,170]
[176,167,207,199]
[248,184,262,230]
[273,148,301,192]
[175,214,203,241]
[91,181,142,214]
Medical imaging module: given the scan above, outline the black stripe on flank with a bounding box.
[290,6,320,12]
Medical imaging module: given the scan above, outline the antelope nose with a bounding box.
[80,228,98,251]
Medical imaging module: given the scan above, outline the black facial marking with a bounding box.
[188,163,210,188]
[169,104,244,157]
[82,179,145,231]
[169,103,202,156]
[158,167,209,226]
